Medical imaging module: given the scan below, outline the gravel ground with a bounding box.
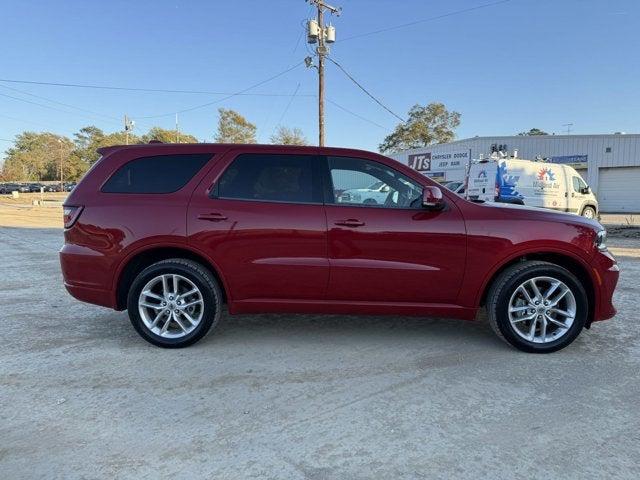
[1,227,639,480]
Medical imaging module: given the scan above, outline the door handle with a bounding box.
[335,219,365,227]
[197,212,228,222]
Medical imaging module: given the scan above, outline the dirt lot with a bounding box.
[1,213,639,479]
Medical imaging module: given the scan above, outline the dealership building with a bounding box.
[389,134,640,213]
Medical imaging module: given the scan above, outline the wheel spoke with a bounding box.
[544,281,561,301]
[181,311,197,326]
[545,314,569,330]
[178,288,198,300]
[150,311,164,329]
[518,285,534,304]
[142,290,164,301]
[528,316,538,340]
[161,275,170,296]
[509,305,530,313]
[539,316,547,343]
[180,299,203,309]
[160,316,172,334]
[550,308,573,318]
[140,302,163,310]
[173,312,188,332]
[172,275,179,296]
[511,313,536,324]
[550,287,569,306]
[528,279,543,300]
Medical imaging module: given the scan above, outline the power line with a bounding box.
[0,91,119,125]
[0,138,14,143]
[0,112,54,129]
[0,82,121,123]
[327,56,404,122]
[340,0,512,42]
[0,77,314,97]
[272,83,301,135]
[135,61,306,119]
[326,99,390,130]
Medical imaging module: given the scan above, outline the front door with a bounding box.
[569,174,588,214]
[188,150,329,302]
[323,155,466,304]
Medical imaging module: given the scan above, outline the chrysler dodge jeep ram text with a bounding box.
[60,144,619,352]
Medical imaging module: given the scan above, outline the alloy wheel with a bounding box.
[138,274,204,339]
[507,276,577,344]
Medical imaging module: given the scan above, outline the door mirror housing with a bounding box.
[580,186,590,195]
[422,186,444,210]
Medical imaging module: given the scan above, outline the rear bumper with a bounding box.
[592,249,619,322]
[63,283,115,309]
[60,244,117,309]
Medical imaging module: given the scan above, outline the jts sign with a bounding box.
[407,150,471,172]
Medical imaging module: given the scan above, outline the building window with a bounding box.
[605,147,612,153]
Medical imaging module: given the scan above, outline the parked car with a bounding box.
[28,183,44,193]
[467,158,599,218]
[64,182,77,192]
[44,183,63,192]
[0,183,21,194]
[337,180,395,205]
[60,144,618,352]
[442,180,465,195]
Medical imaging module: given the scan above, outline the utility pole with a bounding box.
[306,1,340,146]
[124,115,135,144]
[175,113,180,143]
[57,139,64,191]
[563,123,573,135]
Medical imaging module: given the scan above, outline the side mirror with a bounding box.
[581,186,590,194]
[422,186,445,210]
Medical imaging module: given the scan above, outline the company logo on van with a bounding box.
[477,170,487,179]
[537,167,556,181]
[534,166,560,190]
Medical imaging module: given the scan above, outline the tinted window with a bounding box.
[216,153,321,203]
[102,154,212,194]
[328,156,423,209]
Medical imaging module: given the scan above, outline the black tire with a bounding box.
[581,206,596,219]
[363,198,378,205]
[126,258,222,348]
[486,261,588,353]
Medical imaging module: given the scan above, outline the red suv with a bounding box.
[60,144,619,352]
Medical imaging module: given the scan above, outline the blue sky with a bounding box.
[1,0,638,158]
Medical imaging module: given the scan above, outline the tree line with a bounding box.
[1,96,551,182]
[0,107,308,182]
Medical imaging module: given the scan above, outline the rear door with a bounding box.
[188,149,329,302]
[323,155,466,304]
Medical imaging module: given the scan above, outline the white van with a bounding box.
[466,158,598,218]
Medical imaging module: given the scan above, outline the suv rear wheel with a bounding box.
[486,261,588,353]
[127,259,222,348]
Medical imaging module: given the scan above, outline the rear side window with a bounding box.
[102,154,212,193]
[215,153,321,203]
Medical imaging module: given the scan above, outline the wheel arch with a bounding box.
[114,244,230,311]
[478,250,596,326]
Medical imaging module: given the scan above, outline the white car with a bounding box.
[442,180,465,195]
[337,181,392,205]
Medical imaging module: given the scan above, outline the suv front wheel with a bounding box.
[127,259,222,348]
[486,261,588,353]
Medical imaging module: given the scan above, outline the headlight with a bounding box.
[595,229,607,251]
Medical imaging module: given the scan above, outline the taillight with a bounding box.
[63,205,83,229]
